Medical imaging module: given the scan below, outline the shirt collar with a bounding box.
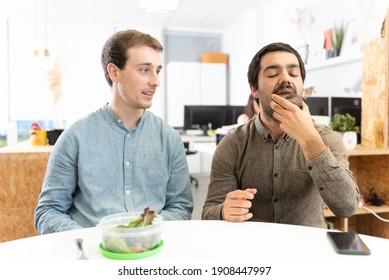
[103,103,123,128]
[102,103,149,131]
[254,115,289,142]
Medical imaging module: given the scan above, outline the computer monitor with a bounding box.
[183,105,227,130]
[225,106,245,125]
[331,97,361,126]
[304,97,329,116]
[331,97,361,143]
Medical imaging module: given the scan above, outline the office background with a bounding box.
[2,0,389,241]
[0,0,378,145]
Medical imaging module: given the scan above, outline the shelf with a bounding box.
[323,205,389,218]
[347,145,389,156]
[324,205,389,233]
[0,141,53,154]
[306,54,362,71]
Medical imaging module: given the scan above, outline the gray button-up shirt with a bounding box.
[35,105,193,234]
[202,116,359,228]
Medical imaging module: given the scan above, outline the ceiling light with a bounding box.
[33,0,53,71]
[138,0,181,13]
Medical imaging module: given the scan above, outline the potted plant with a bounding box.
[331,24,344,57]
[330,113,359,149]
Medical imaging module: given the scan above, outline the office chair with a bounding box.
[183,142,199,188]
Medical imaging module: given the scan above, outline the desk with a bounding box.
[193,142,216,156]
[0,221,388,261]
[182,135,216,144]
[182,136,215,174]
[0,141,53,242]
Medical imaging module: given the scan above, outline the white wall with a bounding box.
[0,0,382,139]
[224,0,364,107]
[1,18,167,135]
[223,9,257,106]
[262,0,359,50]
[0,19,8,133]
[6,19,113,127]
[263,0,362,98]
[304,58,362,97]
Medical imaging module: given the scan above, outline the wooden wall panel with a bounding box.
[352,7,389,239]
[361,8,389,149]
[0,152,50,242]
[349,155,389,202]
[357,213,389,239]
[361,38,388,148]
[349,155,389,238]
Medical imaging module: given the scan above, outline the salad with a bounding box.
[101,208,161,254]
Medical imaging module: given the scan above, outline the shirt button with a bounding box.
[125,161,130,166]
[273,173,278,178]
[273,198,278,203]
[126,189,130,195]
[275,146,278,150]
[308,166,313,171]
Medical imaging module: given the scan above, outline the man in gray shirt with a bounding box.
[202,42,359,228]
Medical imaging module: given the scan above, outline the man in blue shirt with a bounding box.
[35,30,193,234]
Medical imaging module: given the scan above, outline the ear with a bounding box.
[250,84,259,98]
[107,63,120,84]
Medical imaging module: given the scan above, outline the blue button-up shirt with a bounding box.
[35,105,193,234]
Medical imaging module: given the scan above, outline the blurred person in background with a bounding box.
[237,94,260,125]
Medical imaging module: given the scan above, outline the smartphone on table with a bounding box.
[327,231,371,255]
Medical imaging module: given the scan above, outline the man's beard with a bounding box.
[257,89,277,122]
[257,84,302,122]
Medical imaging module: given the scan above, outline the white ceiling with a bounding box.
[0,0,273,30]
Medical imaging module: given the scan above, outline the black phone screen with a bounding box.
[327,231,371,255]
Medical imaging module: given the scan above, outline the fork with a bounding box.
[74,238,89,260]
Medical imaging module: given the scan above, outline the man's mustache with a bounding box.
[274,83,297,95]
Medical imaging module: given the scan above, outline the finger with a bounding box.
[270,100,282,112]
[225,212,253,222]
[272,94,302,110]
[301,100,308,110]
[300,101,311,114]
[222,202,252,221]
[226,199,253,210]
[226,189,255,200]
[228,206,251,215]
[272,94,292,109]
[244,188,257,195]
[223,198,253,220]
[270,101,293,121]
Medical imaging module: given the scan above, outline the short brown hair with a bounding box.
[247,42,306,90]
[101,29,163,87]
